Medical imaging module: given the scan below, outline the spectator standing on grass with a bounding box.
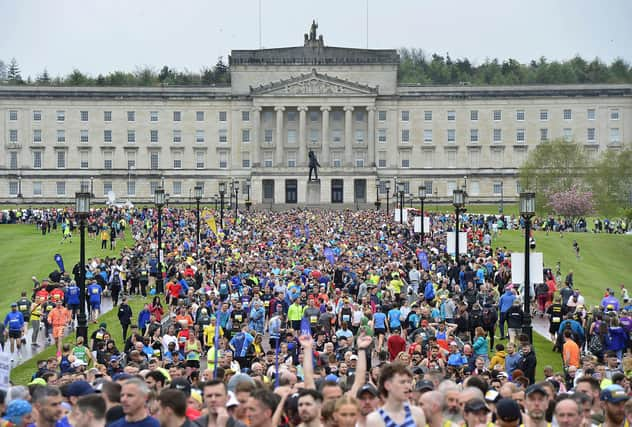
[4,303,24,363]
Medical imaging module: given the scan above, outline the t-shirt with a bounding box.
[108,416,160,427]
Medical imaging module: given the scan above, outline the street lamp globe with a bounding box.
[154,188,165,206]
[419,185,426,200]
[520,192,536,217]
[194,185,203,201]
[453,189,465,208]
[219,182,226,195]
[75,192,91,216]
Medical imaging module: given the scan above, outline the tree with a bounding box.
[37,69,51,84]
[213,57,230,84]
[519,139,591,214]
[7,58,22,83]
[588,147,632,216]
[0,60,6,80]
[547,185,594,221]
[66,69,90,86]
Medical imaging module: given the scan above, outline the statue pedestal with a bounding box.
[306,180,321,204]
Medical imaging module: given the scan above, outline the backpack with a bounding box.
[482,308,493,326]
[588,334,603,355]
[424,282,435,301]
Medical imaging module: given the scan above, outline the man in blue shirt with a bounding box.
[65,280,81,324]
[4,303,25,361]
[86,280,102,322]
[387,306,402,332]
[498,286,516,339]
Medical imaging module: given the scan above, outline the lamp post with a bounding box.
[245,179,252,211]
[453,189,465,262]
[385,180,391,215]
[75,192,91,342]
[219,182,226,229]
[90,176,94,198]
[374,181,381,211]
[17,175,22,199]
[194,185,203,257]
[233,179,239,214]
[154,188,165,294]
[213,194,219,212]
[397,182,405,224]
[499,181,504,214]
[520,191,536,343]
[418,185,426,238]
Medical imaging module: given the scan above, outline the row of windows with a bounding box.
[8,107,622,123]
[7,179,204,197]
[375,180,520,196]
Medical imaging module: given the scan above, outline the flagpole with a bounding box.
[275,337,280,388]
[213,298,221,379]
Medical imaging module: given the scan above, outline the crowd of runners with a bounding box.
[0,205,631,427]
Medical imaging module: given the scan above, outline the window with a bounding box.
[127,180,136,196]
[219,111,227,122]
[540,110,549,121]
[242,129,250,143]
[314,128,323,143]
[355,110,364,121]
[150,152,159,170]
[150,181,159,195]
[173,111,182,122]
[33,129,42,143]
[587,128,596,143]
[242,111,250,122]
[447,110,456,121]
[287,152,297,168]
[80,151,89,169]
[491,147,504,164]
[56,129,65,143]
[196,111,204,121]
[332,110,343,121]
[56,182,65,196]
[9,129,18,142]
[401,111,409,121]
[377,152,386,168]
[196,151,205,169]
[173,152,182,169]
[424,111,432,121]
[127,111,135,122]
[218,129,228,143]
[150,130,159,143]
[610,109,620,120]
[80,129,89,143]
[56,151,66,168]
[516,181,523,194]
[103,151,113,169]
[332,129,343,143]
[423,150,434,168]
[610,128,620,144]
[401,129,410,143]
[378,129,387,143]
[103,181,113,196]
[287,129,297,144]
[310,111,319,122]
[470,129,479,143]
[9,181,18,196]
[219,151,228,169]
[378,110,387,121]
[516,128,525,143]
[263,111,273,122]
[56,111,65,121]
[401,152,410,168]
[424,129,433,143]
[447,129,455,143]
[469,149,480,168]
[493,182,503,195]
[563,109,572,120]
[331,179,344,203]
[173,130,182,143]
[127,152,136,169]
[104,130,112,143]
[540,128,549,142]
[9,151,17,169]
[354,152,366,167]
[80,111,89,122]
[587,109,596,120]
[493,128,502,143]
[264,129,273,143]
[263,153,273,168]
[242,152,250,168]
[447,150,457,168]
[195,130,205,143]
[33,151,42,168]
[470,110,478,121]
[104,111,112,121]
[516,110,525,121]
[33,182,42,196]
[9,110,18,120]
[423,181,433,195]
[172,181,182,196]
[469,181,480,196]
[332,152,342,168]
[287,111,297,122]
[563,128,572,142]
[493,110,502,121]
[33,110,42,121]
[150,111,159,122]
[128,130,136,143]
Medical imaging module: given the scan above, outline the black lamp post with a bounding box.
[520,191,536,343]
[90,176,94,198]
[233,179,239,214]
[245,180,252,211]
[385,180,391,215]
[17,175,22,199]
[154,188,165,294]
[219,182,226,229]
[75,191,91,342]
[418,185,426,237]
[397,182,405,224]
[453,189,465,262]
[194,185,203,257]
[374,181,381,211]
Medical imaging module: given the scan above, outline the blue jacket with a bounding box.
[505,352,522,374]
[138,309,151,330]
[558,319,585,338]
[229,332,254,358]
[4,311,24,331]
[499,291,516,313]
[607,326,628,351]
[65,285,80,305]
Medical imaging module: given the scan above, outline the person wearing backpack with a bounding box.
[481,303,498,349]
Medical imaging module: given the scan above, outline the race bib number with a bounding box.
[96,332,104,340]
[552,317,561,323]
[18,305,27,311]
[92,289,99,295]
[235,315,242,322]
[310,316,318,324]
[264,301,269,307]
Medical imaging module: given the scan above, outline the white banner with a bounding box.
[511,252,544,288]
[0,352,11,391]
[446,232,468,255]
[413,217,431,233]
[393,209,409,223]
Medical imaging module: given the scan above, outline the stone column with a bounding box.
[320,106,331,165]
[298,106,308,167]
[274,106,285,167]
[367,106,376,167]
[252,107,262,167]
[344,106,354,166]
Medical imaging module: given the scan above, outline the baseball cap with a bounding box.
[110,355,120,363]
[10,303,17,307]
[170,378,192,397]
[28,378,47,386]
[349,355,358,361]
[601,385,630,403]
[463,398,490,413]
[415,380,434,392]
[226,391,239,408]
[356,384,379,398]
[525,384,548,397]
[112,373,133,381]
[325,374,339,383]
[496,398,522,421]
[65,380,95,397]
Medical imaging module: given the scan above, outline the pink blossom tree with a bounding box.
[547,185,594,221]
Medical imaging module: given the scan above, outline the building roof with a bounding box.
[230,46,400,66]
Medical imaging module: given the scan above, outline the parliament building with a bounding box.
[1,28,631,207]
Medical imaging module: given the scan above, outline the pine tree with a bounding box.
[37,69,51,84]
[7,58,22,83]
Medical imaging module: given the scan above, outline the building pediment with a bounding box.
[251,69,378,96]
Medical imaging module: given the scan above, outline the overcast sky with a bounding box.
[1,0,631,79]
